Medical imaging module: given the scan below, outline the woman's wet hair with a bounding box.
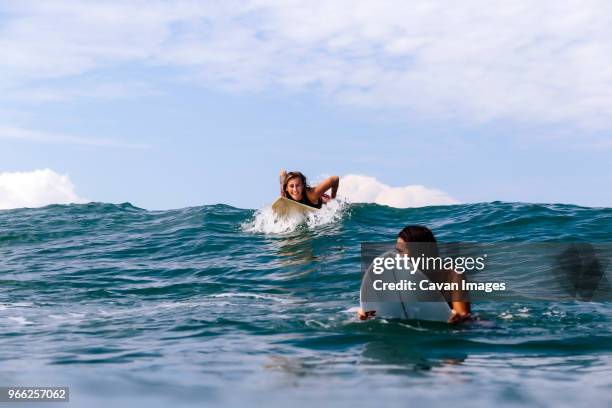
[397,225,437,244]
[397,225,440,259]
[283,171,311,198]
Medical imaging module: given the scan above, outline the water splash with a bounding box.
[242,198,347,234]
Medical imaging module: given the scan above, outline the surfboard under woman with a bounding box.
[279,170,339,208]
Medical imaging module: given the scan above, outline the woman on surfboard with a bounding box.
[279,170,339,209]
[358,225,471,324]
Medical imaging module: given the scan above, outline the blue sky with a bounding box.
[1,1,611,209]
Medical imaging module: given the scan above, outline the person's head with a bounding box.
[396,225,439,258]
[283,171,309,201]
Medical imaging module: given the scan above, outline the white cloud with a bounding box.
[0,169,87,210]
[2,1,612,129]
[341,174,459,208]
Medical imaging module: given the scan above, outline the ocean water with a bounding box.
[0,201,610,407]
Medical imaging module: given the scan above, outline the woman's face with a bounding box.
[396,237,409,255]
[286,176,304,201]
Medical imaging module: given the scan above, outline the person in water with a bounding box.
[358,225,471,324]
[279,170,339,209]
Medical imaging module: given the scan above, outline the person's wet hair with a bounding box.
[397,225,440,258]
[398,225,437,244]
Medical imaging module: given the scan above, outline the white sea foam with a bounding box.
[243,198,346,234]
[0,302,33,310]
[7,316,32,325]
[305,319,330,329]
[209,292,293,304]
[48,313,86,324]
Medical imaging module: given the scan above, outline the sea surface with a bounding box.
[0,201,610,407]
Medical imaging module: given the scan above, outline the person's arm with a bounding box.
[309,175,339,201]
[447,268,471,323]
[279,169,287,197]
[357,308,376,320]
[448,301,470,323]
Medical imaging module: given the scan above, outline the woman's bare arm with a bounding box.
[357,308,376,320]
[451,301,470,316]
[448,303,470,323]
[309,175,339,200]
[279,169,287,197]
[447,268,471,323]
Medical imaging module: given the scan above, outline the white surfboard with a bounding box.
[360,251,453,322]
[271,197,317,217]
